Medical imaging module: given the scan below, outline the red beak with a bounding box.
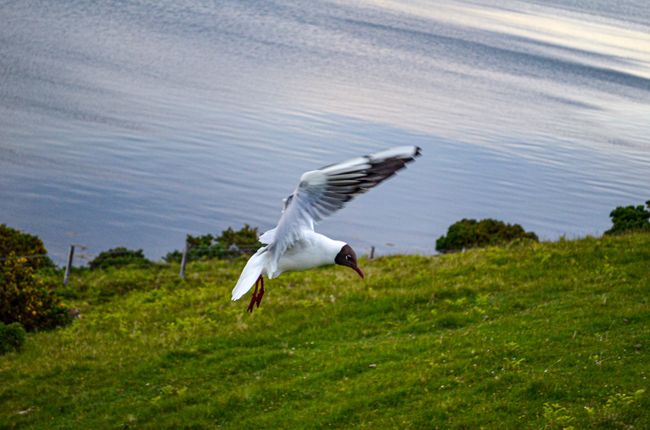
[353,266,364,279]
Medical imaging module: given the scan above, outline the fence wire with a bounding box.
[0,254,51,262]
[2,240,380,285]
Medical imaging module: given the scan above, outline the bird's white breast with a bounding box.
[273,232,345,277]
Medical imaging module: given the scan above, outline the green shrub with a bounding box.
[217,224,261,249]
[0,322,26,354]
[605,201,650,235]
[164,234,225,263]
[0,224,55,270]
[88,247,152,270]
[164,225,262,263]
[436,218,538,253]
[0,254,71,331]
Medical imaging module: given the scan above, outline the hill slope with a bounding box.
[1,234,649,429]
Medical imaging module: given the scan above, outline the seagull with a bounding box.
[232,146,422,312]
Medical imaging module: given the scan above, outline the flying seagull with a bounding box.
[232,146,422,312]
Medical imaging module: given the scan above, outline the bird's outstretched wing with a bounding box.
[266,145,421,269]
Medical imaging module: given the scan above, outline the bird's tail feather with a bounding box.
[232,248,269,301]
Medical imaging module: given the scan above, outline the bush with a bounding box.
[164,225,262,263]
[436,218,538,253]
[0,254,71,331]
[88,247,152,270]
[0,322,26,354]
[605,201,650,235]
[0,224,55,270]
[217,225,261,249]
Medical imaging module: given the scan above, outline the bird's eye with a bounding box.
[346,255,352,261]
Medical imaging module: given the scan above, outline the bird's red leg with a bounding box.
[255,275,265,308]
[247,277,260,313]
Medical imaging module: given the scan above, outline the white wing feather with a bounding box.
[266,145,421,271]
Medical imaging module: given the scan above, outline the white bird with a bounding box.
[232,146,422,312]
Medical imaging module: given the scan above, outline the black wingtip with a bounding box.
[415,146,422,157]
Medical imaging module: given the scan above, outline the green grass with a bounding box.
[1,234,649,429]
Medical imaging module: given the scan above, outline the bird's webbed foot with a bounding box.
[247,275,265,313]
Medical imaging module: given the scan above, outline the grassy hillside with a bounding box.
[1,234,649,429]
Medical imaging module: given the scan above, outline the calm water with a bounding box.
[1,0,649,265]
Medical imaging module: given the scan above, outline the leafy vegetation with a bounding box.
[0,322,26,355]
[164,224,262,262]
[0,224,54,270]
[1,233,649,428]
[88,247,153,270]
[0,254,71,331]
[605,200,650,235]
[436,218,538,253]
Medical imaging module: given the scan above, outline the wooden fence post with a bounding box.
[180,240,188,280]
[369,246,375,259]
[63,245,75,285]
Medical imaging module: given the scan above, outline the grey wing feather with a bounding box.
[267,146,421,271]
[296,146,421,222]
